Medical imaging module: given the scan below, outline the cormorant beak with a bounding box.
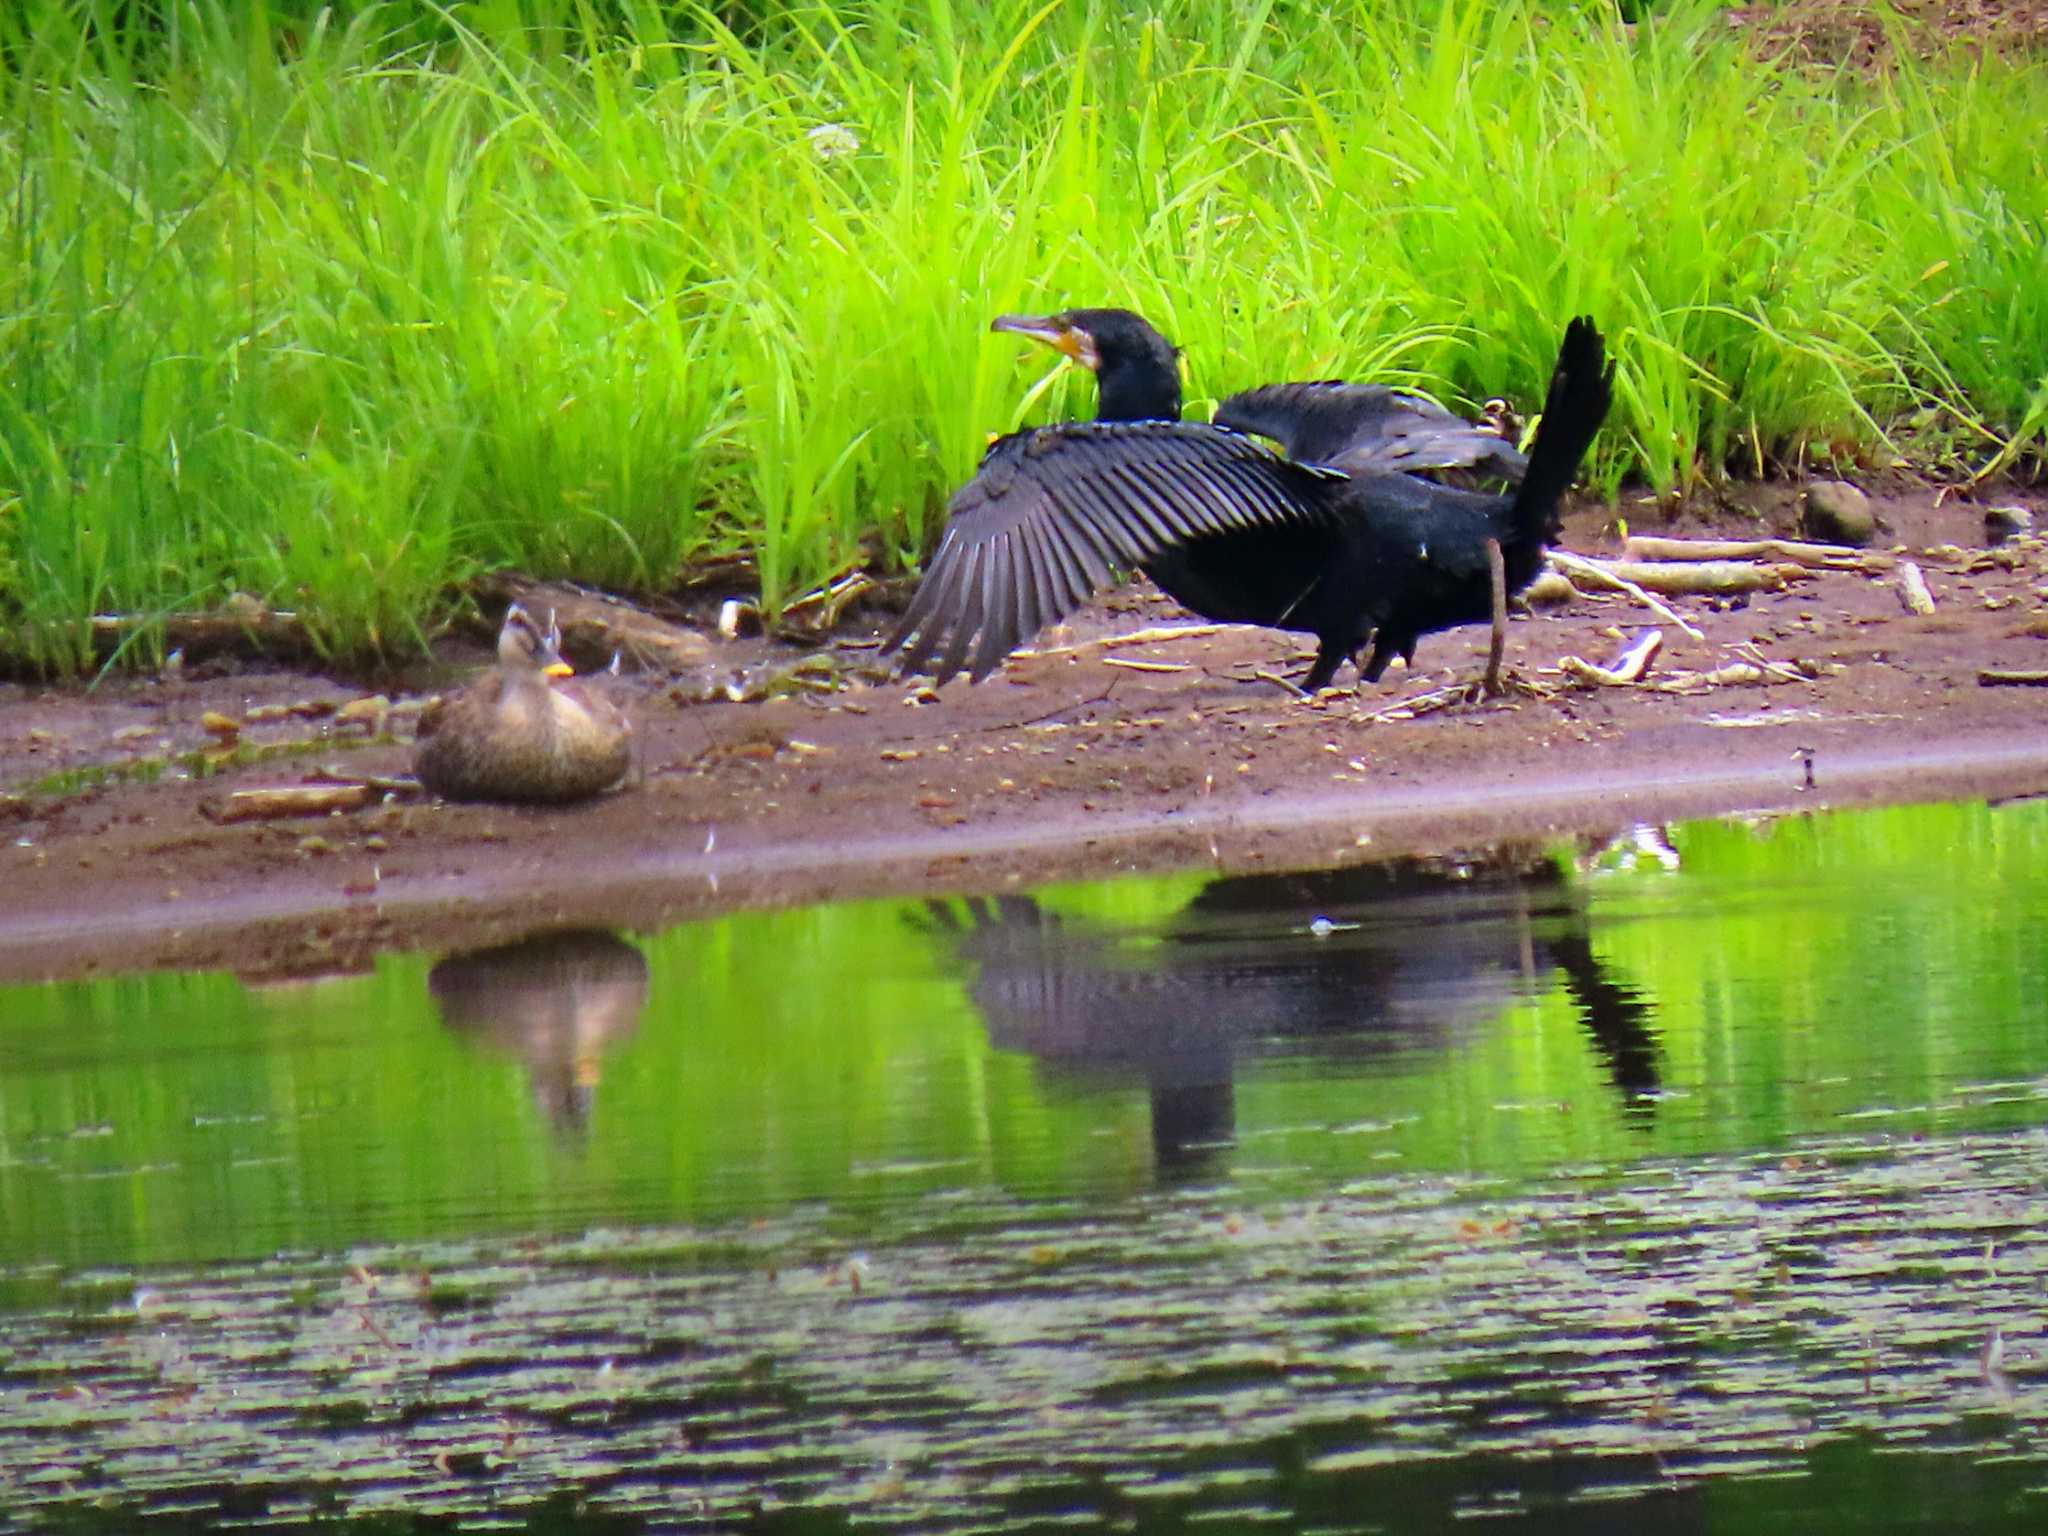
[991,313,1100,372]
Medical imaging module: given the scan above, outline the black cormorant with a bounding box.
[885,308,1611,692]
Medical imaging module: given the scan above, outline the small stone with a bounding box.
[200,711,241,740]
[1800,481,1875,547]
[335,695,391,732]
[297,835,336,856]
[717,599,761,640]
[1985,505,2034,545]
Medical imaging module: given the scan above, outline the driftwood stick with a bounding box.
[200,784,374,824]
[1979,668,2048,687]
[1101,657,1191,674]
[1557,628,1664,687]
[1593,559,1812,594]
[1546,552,1708,640]
[1622,535,1891,572]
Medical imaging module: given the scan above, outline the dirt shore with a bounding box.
[4,484,2046,985]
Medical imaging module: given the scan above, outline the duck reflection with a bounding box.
[924,853,1656,1176]
[429,929,649,1134]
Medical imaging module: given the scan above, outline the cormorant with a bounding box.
[918,852,1659,1171]
[885,309,1611,692]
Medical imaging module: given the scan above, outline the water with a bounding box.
[2,799,2047,1530]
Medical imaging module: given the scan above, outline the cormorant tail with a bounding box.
[1506,316,1613,546]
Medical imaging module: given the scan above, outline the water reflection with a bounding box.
[429,929,649,1134]
[927,851,1659,1173]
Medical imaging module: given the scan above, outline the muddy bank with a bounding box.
[3,485,2046,984]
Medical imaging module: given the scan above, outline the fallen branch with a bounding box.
[9,602,317,671]
[1895,561,1937,615]
[1621,535,1891,572]
[1546,552,1708,640]
[1101,657,1191,674]
[1592,558,1813,595]
[1979,668,2048,687]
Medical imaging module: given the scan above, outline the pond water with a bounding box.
[2,799,2046,1531]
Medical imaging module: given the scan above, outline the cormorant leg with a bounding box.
[1360,639,1394,683]
[1302,643,1346,693]
[1483,536,1507,696]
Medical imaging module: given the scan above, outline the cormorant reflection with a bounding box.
[925,853,1656,1175]
[429,930,649,1134]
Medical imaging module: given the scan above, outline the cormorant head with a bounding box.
[991,307,1182,423]
[498,603,575,678]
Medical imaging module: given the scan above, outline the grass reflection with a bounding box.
[0,798,2045,1271]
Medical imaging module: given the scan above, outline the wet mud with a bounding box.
[3,485,2046,983]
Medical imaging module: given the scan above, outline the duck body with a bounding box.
[414,605,631,804]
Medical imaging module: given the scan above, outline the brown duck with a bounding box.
[414,604,632,804]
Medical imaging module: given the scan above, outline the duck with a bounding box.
[414,604,632,804]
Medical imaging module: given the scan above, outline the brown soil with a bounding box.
[4,482,2047,985]
[1724,0,2048,65]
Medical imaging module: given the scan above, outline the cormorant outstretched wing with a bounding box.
[1215,382,1528,481]
[887,420,1347,685]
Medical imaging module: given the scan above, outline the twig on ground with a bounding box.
[1015,686,1119,731]
[1355,671,1550,722]
[309,766,424,795]
[1979,668,2048,687]
[1249,669,1309,696]
[1013,623,1233,661]
[1546,552,1708,640]
[1727,642,1818,683]
[1101,657,1190,674]
[1649,663,1769,693]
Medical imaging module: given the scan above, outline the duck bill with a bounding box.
[543,661,575,679]
[991,313,1099,371]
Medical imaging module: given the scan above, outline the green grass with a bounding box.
[1,0,2044,673]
